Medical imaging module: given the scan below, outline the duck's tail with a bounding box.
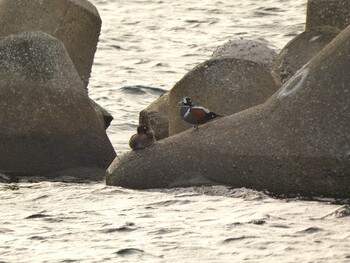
[212,112,224,118]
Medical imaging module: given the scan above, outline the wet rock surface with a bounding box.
[0,173,19,183]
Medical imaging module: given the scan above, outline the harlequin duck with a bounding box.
[129,124,155,150]
[179,97,222,129]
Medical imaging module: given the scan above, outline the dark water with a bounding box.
[1,0,350,262]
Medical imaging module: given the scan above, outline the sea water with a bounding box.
[1,0,350,262]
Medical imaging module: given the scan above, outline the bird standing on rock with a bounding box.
[179,97,222,129]
[129,125,155,150]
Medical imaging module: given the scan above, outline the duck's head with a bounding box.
[137,124,150,134]
[179,97,194,106]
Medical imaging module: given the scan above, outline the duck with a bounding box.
[179,97,222,129]
[129,124,155,150]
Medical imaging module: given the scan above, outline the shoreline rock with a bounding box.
[0,31,116,179]
[140,39,278,141]
[168,58,278,135]
[0,0,101,89]
[306,0,350,31]
[212,39,277,70]
[272,26,340,85]
[106,24,350,198]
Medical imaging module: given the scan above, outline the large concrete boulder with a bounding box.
[139,40,277,140]
[106,25,350,198]
[306,0,350,31]
[168,58,278,136]
[139,92,169,141]
[0,32,116,179]
[0,0,101,89]
[272,26,340,85]
[212,39,277,70]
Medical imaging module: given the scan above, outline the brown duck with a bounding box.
[129,124,155,150]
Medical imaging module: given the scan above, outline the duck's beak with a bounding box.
[178,100,182,104]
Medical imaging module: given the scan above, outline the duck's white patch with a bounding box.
[278,67,309,99]
[183,108,191,118]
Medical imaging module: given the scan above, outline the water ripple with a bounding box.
[119,85,166,95]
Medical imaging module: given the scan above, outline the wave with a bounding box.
[119,85,166,95]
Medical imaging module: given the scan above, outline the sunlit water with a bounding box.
[1,0,350,262]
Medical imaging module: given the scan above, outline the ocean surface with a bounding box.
[1,0,350,262]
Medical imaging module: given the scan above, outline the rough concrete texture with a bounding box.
[168,58,278,136]
[91,99,114,129]
[272,26,340,85]
[212,39,277,70]
[0,32,116,178]
[0,0,101,89]
[306,0,350,31]
[139,92,169,141]
[106,25,350,198]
